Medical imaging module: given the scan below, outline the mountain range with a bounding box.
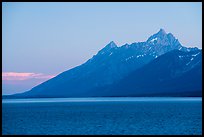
[7,29,202,98]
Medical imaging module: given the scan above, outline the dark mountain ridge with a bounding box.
[88,49,202,97]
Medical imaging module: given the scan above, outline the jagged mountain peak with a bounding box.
[98,41,118,54]
[146,29,180,47]
[151,28,167,39]
[102,41,118,50]
[157,28,167,35]
[147,28,168,42]
[107,41,117,48]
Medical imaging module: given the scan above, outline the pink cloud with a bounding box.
[2,72,56,81]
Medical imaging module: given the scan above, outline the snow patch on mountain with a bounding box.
[150,38,158,43]
[192,52,200,57]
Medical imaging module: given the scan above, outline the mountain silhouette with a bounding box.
[7,29,201,98]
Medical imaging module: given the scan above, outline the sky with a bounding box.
[2,2,202,95]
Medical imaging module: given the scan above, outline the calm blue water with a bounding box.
[2,97,202,135]
[2,97,202,103]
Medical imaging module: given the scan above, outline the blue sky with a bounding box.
[2,2,202,95]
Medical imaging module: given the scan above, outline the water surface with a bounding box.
[2,97,202,135]
[2,97,202,103]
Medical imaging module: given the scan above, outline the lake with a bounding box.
[2,97,202,135]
